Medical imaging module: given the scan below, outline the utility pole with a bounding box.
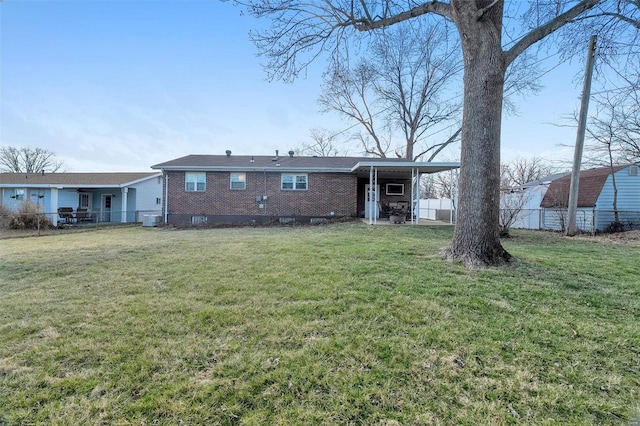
[566,35,597,236]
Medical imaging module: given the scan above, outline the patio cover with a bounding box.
[351,161,460,225]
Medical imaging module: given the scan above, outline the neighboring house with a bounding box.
[501,172,570,230]
[539,164,640,232]
[151,151,459,225]
[0,172,163,224]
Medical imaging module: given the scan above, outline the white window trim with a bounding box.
[78,193,92,209]
[386,183,405,196]
[185,172,206,192]
[191,215,208,224]
[13,188,26,200]
[281,173,308,190]
[230,172,247,190]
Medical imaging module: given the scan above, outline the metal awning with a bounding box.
[356,161,460,225]
[351,161,459,178]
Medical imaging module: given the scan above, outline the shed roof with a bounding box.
[514,171,571,190]
[0,172,161,187]
[540,165,628,208]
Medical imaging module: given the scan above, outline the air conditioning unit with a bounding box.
[142,214,161,227]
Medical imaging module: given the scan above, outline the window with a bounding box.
[13,189,26,200]
[630,165,638,176]
[281,174,307,190]
[78,193,91,209]
[185,173,206,192]
[386,183,404,195]
[230,173,246,190]
[191,216,208,224]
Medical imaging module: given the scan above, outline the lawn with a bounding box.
[1,223,639,425]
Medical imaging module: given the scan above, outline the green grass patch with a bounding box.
[1,224,639,424]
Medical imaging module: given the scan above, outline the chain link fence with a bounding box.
[0,207,162,238]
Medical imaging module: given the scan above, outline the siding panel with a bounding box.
[595,167,640,230]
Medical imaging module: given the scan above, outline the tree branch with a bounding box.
[355,1,452,31]
[476,0,500,20]
[503,0,602,66]
[412,127,462,161]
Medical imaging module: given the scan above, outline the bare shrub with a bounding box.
[499,192,529,237]
[0,205,12,229]
[7,200,54,230]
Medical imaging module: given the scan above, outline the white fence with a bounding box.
[419,199,455,222]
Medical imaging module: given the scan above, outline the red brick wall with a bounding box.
[164,171,358,219]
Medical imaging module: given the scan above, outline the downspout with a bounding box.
[164,172,169,223]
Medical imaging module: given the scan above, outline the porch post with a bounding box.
[411,168,420,225]
[121,187,129,223]
[51,187,59,224]
[374,167,378,225]
[368,166,373,225]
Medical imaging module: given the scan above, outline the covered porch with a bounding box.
[350,161,459,225]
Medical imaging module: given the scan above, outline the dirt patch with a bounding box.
[578,230,640,245]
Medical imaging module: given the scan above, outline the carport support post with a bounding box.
[369,166,373,225]
[368,165,378,225]
[411,167,420,224]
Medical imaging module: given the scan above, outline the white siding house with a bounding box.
[500,172,569,230]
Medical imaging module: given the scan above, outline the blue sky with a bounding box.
[1,1,586,172]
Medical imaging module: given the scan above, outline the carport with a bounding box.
[350,161,460,225]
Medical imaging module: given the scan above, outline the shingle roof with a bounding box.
[540,165,628,208]
[0,172,161,187]
[151,154,409,171]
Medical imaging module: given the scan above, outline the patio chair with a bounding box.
[57,207,74,224]
[75,208,93,222]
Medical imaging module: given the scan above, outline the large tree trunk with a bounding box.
[443,0,513,268]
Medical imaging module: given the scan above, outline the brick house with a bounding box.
[151,151,459,225]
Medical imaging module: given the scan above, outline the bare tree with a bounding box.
[586,92,640,166]
[0,146,64,173]
[420,175,441,199]
[234,0,639,267]
[501,157,558,189]
[430,168,458,200]
[296,128,348,157]
[546,184,572,233]
[499,192,530,237]
[584,93,637,227]
[320,61,394,157]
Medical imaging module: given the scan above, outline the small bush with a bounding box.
[605,221,626,233]
[0,205,12,229]
[6,200,54,230]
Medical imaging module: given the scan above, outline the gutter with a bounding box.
[151,166,355,173]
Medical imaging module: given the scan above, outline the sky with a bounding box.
[0,1,592,172]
